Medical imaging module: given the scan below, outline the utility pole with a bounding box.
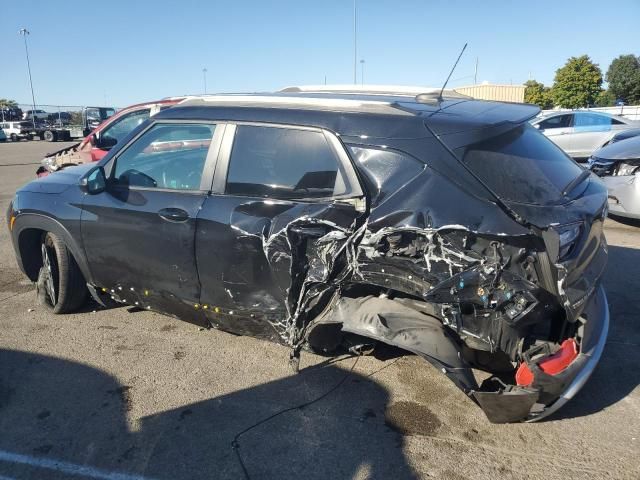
[19,28,37,128]
[474,57,478,84]
[353,0,357,84]
[202,68,208,94]
[360,59,365,85]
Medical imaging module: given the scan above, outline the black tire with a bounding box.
[10,133,17,142]
[43,130,56,142]
[26,134,34,141]
[36,232,87,313]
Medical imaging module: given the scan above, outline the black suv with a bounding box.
[7,87,609,423]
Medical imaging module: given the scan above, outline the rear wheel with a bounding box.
[43,130,56,142]
[36,232,87,313]
[10,133,17,142]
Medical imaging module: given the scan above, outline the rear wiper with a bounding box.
[562,169,591,197]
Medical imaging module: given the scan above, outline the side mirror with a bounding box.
[89,133,97,147]
[79,166,107,195]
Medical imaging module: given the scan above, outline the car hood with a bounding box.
[593,135,640,161]
[19,163,93,194]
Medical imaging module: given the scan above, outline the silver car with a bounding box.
[589,135,640,219]
[531,111,640,159]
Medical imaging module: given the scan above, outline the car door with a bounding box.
[572,112,614,158]
[80,121,222,324]
[536,114,574,154]
[195,123,365,341]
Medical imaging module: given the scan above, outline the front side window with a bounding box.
[538,114,572,130]
[100,109,150,147]
[113,123,215,191]
[225,125,354,199]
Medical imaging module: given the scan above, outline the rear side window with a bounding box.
[574,113,612,127]
[456,124,584,205]
[225,125,355,199]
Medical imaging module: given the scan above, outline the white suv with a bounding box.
[0,121,34,141]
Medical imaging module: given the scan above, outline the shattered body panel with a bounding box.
[8,93,610,423]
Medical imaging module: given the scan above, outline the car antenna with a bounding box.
[437,43,468,102]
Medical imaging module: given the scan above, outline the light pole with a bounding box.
[202,68,208,94]
[360,59,365,85]
[19,28,37,128]
[353,0,357,84]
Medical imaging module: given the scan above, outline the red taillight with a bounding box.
[516,339,579,386]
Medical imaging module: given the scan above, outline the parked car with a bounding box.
[0,121,34,141]
[0,128,6,142]
[22,109,48,121]
[531,110,640,160]
[588,134,640,219]
[7,87,609,423]
[38,99,182,176]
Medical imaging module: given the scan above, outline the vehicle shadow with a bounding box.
[0,348,417,480]
[551,244,640,420]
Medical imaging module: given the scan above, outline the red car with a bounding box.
[38,98,183,176]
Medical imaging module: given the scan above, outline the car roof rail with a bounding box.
[278,84,471,103]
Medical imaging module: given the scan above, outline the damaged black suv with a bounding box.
[7,86,609,423]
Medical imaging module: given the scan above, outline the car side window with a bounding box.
[113,123,215,191]
[538,114,572,129]
[225,125,355,200]
[100,109,151,146]
[575,113,612,127]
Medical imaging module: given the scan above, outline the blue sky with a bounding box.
[2,0,639,108]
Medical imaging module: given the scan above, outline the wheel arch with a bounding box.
[14,214,92,284]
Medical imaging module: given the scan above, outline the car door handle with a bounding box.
[158,208,190,222]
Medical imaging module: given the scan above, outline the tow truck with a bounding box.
[26,106,116,142]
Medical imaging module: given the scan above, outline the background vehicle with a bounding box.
[589,135,640,219]
[39,99,182,176]
[0,121,34,141]
[33,106,116,142]
[8,88,609,423]
[531,111,640,160]
[22,109,48,121]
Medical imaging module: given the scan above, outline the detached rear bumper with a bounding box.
[525,285,609,422]
[470,285,609,423]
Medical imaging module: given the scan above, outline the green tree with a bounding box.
[524,80,554,109]
[595,90,616,107]
[552,55,603,108]
[605,54,640,105]
[0,98,19,109]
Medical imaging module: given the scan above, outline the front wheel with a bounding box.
[36,232,87,313]
[10,133,17,142]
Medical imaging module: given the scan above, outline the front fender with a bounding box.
[11,212,92,285]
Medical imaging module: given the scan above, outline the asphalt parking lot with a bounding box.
[0,141,638,480]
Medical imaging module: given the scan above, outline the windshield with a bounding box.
[455,124,585,205]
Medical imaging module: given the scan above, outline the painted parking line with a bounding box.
[0,450,155,480]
